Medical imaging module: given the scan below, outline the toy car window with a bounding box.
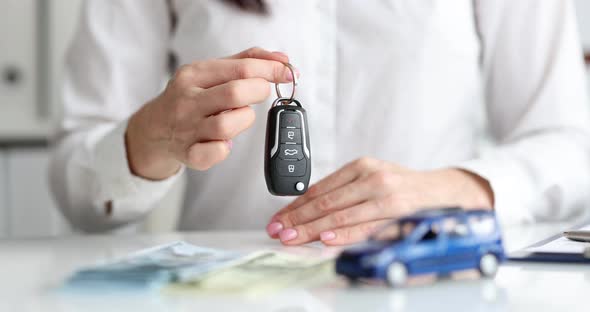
[371,221,416,241]
[468,215,496,236]
[442,217,469,237]
[417,224,440,242]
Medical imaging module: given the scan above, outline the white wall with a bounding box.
[0,0,42,140]
[5,148,69,237]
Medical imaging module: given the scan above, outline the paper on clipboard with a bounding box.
[526,225,590,254]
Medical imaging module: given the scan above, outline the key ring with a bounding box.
[271,97,302,108]
[275,62,298,103]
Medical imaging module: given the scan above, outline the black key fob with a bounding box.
[264,97,311,196]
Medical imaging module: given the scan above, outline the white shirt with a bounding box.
[50,0,590,232]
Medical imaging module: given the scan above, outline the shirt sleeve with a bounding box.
[457,0,590,225]
[48,0,183,232]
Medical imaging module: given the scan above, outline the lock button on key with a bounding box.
[276,159,306,177]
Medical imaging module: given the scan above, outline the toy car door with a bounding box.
[405,221,447,274]
[440,216,478,271]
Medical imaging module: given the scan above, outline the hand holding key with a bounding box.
[126,47,295,180]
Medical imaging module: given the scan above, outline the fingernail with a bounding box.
[279,229,298,242]
[320,231,336,241]
[226,139,233,150]
[266,222,283,236]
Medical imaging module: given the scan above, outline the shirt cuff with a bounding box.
[92,119,185,222]
[454,156,535,227]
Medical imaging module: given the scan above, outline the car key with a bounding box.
[264,63,311,196]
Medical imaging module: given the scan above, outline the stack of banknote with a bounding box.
[166,250,335,295]
[65,241,335,293]
[65,241,242,290]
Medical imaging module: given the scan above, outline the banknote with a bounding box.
[166,250,336,295]
[65,241,241,290]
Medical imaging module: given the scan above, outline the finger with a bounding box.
[227,48,298,79]
[270,157,381,222]
[197,106,255,141]
[278,198,392,245]
[183,140,231,171]
[271,165,362,220]
[268,176,372,239]
[227,47,290,64]
[177,58,294,89]
[274,174,382,232]
[266,163,364,239]
[321,220,393,246]
[196,78,270,116]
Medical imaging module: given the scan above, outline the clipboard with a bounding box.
[508,224,590,264]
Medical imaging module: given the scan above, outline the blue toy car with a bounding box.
[335,207,505,287]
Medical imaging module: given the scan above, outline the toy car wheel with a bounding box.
[437,272,452,280]
[346,277,360,285]
[386,261,407,287]
[478,253,499,277]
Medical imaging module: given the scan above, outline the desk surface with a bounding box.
[1,223,589,312]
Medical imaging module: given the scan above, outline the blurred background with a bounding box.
[1,0,590,239]
[0,0,186,238]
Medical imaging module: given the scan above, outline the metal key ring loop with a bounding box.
[271,97,302,108]
[275,62,298,102]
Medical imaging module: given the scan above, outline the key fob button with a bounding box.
[276,159,307,177]
[280,113,301,128]
[279,128,302,144]
[278,144,304,160]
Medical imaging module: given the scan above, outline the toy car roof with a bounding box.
[398,207,494,223]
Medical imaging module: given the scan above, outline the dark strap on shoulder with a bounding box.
[166,0,178,75]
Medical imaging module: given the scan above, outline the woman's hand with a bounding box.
[266,157,494,246]
[126,47,295,180]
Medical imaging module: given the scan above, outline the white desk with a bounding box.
[1,223,589,312]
